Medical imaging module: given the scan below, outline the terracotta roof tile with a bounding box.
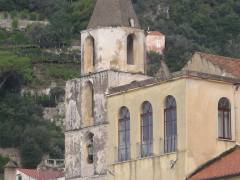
[147,31,164,36]
[189,145,240,180]
[17,168,64,180]
[197,52,240,78]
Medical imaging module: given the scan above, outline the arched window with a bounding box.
[86,132,94,164]
[83,81,94,127]
[83,36,95,73]
[164,96,177,153]
[17,175,22,180]
[127,34,134,65]
[218,97,231,139]
[141,101,153,157]
[118,107,130,161]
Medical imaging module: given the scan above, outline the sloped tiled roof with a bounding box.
[197,52,240,78]
[17,168,64,180]
[88,0,140,29]
[188,145,240,180]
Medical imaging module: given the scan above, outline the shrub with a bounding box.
[9,11,17,18]
[11,18,18,30]
[0,155,9,174]
[29,12,38,21]
[46,64,79,80]
[3,12,8,19]
[146,51,163,76]
[20,10,29,19]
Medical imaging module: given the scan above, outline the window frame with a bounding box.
[140,101,153,157]
[118,106,131,162]
[164,95,177,154]
[127,34,135,65]
[218,97,232,140]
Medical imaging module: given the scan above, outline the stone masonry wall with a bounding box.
[65,70,149,179]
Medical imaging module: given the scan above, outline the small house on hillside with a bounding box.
[146,31,165,54]
[16,169,64,180]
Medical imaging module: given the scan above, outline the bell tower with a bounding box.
[65,0,148,179]
[81,0,145,75]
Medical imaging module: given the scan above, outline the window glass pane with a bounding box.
[119,132,125,146]
[126,130,130,144]
[218,98,231,139]
[142,117,149,126]
[218,111,223,137]
[149,125,153,140]
[119,120,125,131]
[164,96,177,153]
[224,111,231,138]
[141,101,153,157]
[118,106,131,161]
[142,127,149,141]
[126,119,130,130]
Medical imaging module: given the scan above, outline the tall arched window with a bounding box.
[118,107,130,161]
[164,96,177,153]
[83,36,95,73]
[141,101,153,157]
[127,34,134,65]
[83,81,94,127]
[218,97,231,139]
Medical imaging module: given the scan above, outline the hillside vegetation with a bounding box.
[0,0,239,169]
[1,0,239,71]
[135,0,240,71]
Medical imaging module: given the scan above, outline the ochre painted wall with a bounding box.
[185,78,237,174]
[107,78,187,180]
[107,76,239,180]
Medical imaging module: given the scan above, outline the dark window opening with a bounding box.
[93,39,96,67]
[87,133,94,164]
[141,101,153,157]
[218,97,231,139]
[118,107,130,161]
[127,34,134,65]
[164,96,177,153]
[17,175,22,180]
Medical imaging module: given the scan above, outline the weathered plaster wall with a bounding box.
[65,70,149,179]
[4,168,16,180]
[65,125,107,179]
[0,148,20,165]
[81,27,145,75]
[183,53,234,78]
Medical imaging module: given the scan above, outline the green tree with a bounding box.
[146,51,163,76]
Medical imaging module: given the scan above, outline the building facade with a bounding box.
[146,31,165,54]
[65,0,240,179]
[64,0,149,179]
[106,53,240,180]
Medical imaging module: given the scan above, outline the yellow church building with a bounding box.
[64,0,240,179]
[107,52,240,180]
